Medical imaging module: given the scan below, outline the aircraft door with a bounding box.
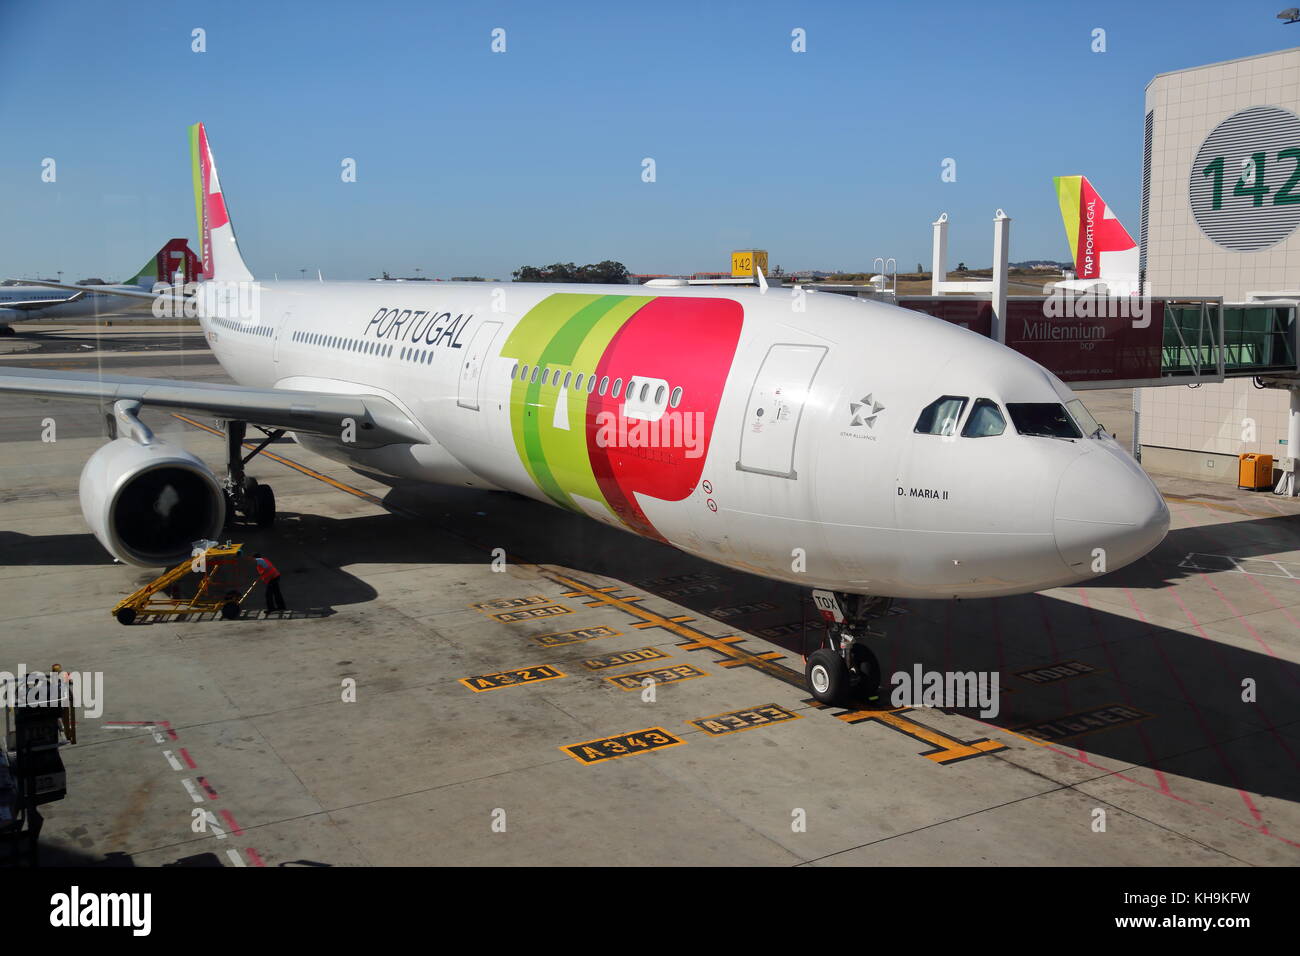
[457,320,502,410]
[736,343,828,479]
[273,311,290,365]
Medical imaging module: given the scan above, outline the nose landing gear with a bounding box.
[804,590,891,707]
[221,420,284,529]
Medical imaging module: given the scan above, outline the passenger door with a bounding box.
[456,320,502,411]
[735,343,828,479]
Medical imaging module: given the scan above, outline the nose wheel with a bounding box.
[805,589,889,707]
[221,420,283,528]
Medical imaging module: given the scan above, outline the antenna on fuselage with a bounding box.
[756,265,768,294]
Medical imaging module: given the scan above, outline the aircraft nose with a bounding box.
[1054,449,1169,577]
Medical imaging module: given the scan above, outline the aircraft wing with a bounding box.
[4,279,167,304]
[0,367,428,448]
[0,290,88,310]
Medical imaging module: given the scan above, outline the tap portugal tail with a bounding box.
[190,122,253,283]
[1053,175,1138,282]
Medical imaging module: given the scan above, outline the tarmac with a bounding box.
[1,321,1298,867]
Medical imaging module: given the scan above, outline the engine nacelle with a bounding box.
[79,438,226,567]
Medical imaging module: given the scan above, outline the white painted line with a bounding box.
[226,848,246,867]
[181,778,204,803]
[162,750,183,771]
[205,812,226,840]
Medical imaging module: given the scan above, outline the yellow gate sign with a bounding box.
[730,249,768,278]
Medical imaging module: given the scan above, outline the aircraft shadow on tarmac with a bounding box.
[2,479,1298,811]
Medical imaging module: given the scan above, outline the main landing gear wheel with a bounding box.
[0,326,15,337]
[221,421,283,528]
[115,607,136,626]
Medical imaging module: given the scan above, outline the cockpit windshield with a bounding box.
[1066,399,1103,437]
[1006,403,1082,439]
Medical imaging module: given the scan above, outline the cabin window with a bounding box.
[655,385,666,404]
[587,375,597,393]
[574,373,584,391]
[914,396,968,436]
[669,386,682,408]
[510,363,518,378]
[563,371,572,389]
[612,378,623,398]
[961,398,1006,438]
[598,376,609,396]
[530,366,541,384]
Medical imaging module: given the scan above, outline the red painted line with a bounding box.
[158,720,178,741]
[244,848,266,867]
[178,748,197,769]
[1167,588,1300,771]
[1079,587,1171,793]
[1123,585,1268,832]
[1196,572,1300,690]
[219,809,244,836]
[197,776,220,800]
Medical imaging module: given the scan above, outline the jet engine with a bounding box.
[79,438,226,566]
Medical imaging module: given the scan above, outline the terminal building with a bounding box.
[1137,46,1300,482]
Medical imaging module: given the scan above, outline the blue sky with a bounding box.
[0,1,1296,280]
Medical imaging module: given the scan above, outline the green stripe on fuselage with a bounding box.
[504,293,652,513]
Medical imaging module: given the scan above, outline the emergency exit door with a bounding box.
[736,343,827,479]
[456,321,502,410]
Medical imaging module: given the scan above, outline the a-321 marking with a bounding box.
[459,664,565,692]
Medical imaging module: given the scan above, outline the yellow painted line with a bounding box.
[835,707,1008,764]
[551,572,806,690]
[171,413,406,513]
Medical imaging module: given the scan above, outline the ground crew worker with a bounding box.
[253,552,287,613]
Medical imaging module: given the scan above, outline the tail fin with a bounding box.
[124,238,201,288]
[1052,175,1138,280]
[189,122,253,282]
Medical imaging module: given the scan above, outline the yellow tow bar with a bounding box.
[110,541,257,625]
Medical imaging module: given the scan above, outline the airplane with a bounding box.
[0,239,200,334]
[1050,175,1141,296]
[0,123,1169,704]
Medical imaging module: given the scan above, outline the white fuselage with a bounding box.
[195,279,1168,599]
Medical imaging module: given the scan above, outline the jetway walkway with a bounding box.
[882,294,1300,390]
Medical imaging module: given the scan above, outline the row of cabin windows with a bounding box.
[214,316,272,337]
[507,362,684,409]
[289,330,452,367]
[914,396,1095,440]
[292,330,394,357]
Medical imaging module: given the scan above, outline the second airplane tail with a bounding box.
[124,238,201,289]
[1053,175,1138,282]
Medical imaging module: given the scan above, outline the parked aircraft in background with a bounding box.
[0,238,199,333]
